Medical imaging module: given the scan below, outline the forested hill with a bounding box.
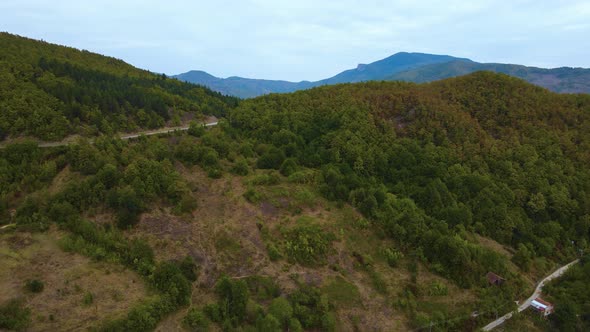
[0,32,238,141]
[232,72,590,271]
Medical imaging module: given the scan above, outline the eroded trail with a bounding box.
[0,119,219,149]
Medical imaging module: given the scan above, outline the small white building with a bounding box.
[531,298,554,316]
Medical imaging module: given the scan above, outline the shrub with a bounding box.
[384,248,404,267]
[279,158,298,176]
[244,276,281,301]
[152,262,191,306]
[267,243,282,261]
[287,170,317,184]
[284,224,335,266]
[248,173,280,186]
[183,308,209,331]
[231,158,250,176]
[0,299,31,331]
[179,256,198,282]
[243,187,262,203]
[83,292,94,306]
[207,168,223,179]
[24,279,44,293]
[203,303,222,323]
[427,281,448,296]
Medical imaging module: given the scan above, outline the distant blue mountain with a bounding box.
[173,52,590,98]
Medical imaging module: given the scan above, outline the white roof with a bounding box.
[531,300,549,310]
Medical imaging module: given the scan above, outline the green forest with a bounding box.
[1,33,589,331]
[0,33,237,141]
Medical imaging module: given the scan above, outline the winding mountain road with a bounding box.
[482,259,580,331]
[0,120,218,149]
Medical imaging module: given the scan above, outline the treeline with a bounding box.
[0,32,238,141]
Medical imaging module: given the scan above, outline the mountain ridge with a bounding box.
[174,53,590,98]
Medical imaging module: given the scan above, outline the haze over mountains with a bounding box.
[174,53,590,98]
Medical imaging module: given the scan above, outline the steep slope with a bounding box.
[0,32,237,141]
[388,59,590,93]
[314,52,464,85]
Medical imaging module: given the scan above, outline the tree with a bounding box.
[152,262,191,306]
[551,300,577,332]
[268,297,293,328]
[256,147,285,170]
[512,243,533,271]
[215,277,249,325]
[256,314,281,332]
[188,121,206,137]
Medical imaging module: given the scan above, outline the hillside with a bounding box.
[174,53,590,98]
[2,65,589,331]
[0,32,238,141]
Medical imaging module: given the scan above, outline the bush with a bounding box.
[179,256,198,282]
[83,292,94,306]
[384,248,404,267]
[267,243,282,261]
[183,308,209,331]
[248,173,280,186]
[207,168,223,179]
[24,279,44,293]
[287,170,317,184]
[0,299,31,331]
[244,276,281,301]
[243,187,262,203]
[231,158,250,176]
[427,281,448,296]
[152,262,191,306]
[279,158,298,176]
[284,224,335,266]
[203,303,222,323]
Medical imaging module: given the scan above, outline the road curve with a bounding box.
[0,121,218,149]
[482,259,580,331]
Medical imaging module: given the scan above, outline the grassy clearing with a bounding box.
[0,229,147,331]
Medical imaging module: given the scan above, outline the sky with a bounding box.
[1,0,589,81]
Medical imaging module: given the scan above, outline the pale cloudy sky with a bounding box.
[1,0,589,81]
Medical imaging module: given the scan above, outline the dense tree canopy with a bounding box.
[0,32,238,141]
